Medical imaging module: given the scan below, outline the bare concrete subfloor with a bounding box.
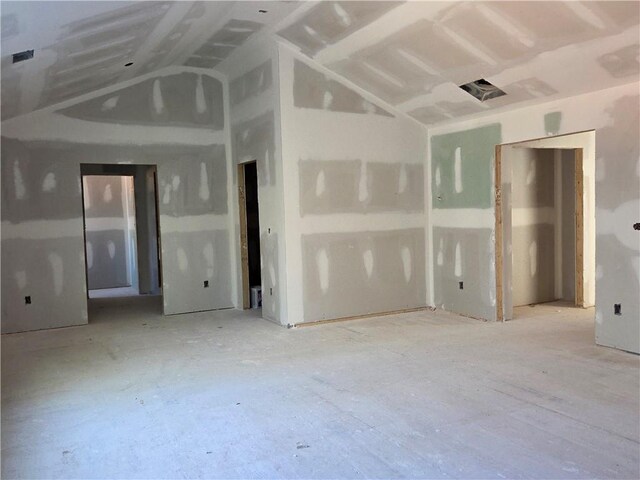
[2,299,638,479]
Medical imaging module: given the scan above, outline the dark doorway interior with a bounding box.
[244,162,261,290]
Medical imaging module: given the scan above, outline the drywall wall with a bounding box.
[278,45,428,324]
[514,131,596,308]
[431,124,500,320]
[82,175,137,291]
[1,67,235,333]
[79,163,161,296]
[222,34,288,325]
[428,82,639,354]
[511,149,556,307]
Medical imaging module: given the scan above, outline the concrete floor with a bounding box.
[2,299,639,479]
[88,286,140,299]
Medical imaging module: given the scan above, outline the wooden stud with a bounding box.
[494,145,504,322]
[237,164,250,310]
[574,148,585,308]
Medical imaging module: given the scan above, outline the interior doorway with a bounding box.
[495,131,595,321]
[238,161,262,309]
[80,164,162,303]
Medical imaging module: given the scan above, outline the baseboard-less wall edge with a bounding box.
[164,306,235,316]
[289,306,430,328]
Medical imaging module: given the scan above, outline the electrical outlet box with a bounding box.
[25,296,31,305]
[459,281,464,290]
[203,280,209,288]
[614,304,622,316]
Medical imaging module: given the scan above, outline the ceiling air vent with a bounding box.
[12,49,34,64]
[459,79,505,102]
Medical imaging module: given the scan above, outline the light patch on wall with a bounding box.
[401,246,412,283]
[103,184,113,203]
[315,170,326,197]
[163,183,172,204]
[101,96,119,111]
[152,79,165,115]
[107,240,116,259]
[195,75,207,115]
[454,242,462,277]
[48,253,64,296]
[13,160,26,200]
[363,249,374,279]
[199,162,210,201]
[42,172,56,192]
[317,248,329,293]
[454,147,463,193]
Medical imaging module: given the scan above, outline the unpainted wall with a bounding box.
[431,124,501,320]
[279,45,428,324]
[83,175,137,291]
[225,36,287,324]
[428,82,639,354]
[1,67,234,333]
[510,149,557,307]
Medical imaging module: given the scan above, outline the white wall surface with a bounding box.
[428,82,640,353]
[278,45,429,324]
[1,66,234,333]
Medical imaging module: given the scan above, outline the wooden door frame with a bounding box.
[494,144,585,321]
[237,161,254,310]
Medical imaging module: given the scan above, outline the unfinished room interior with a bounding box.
[1,1,639,478]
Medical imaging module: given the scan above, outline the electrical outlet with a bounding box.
[614,304,621,316]
[203,280,209,288]
[25,296,31,305]
[459,281,464,290]
[270,288,273,296]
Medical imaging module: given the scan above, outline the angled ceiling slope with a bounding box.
[275,0,640,126]
[0,1,299,121]
[2,1,639,128]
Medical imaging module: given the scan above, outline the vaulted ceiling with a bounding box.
[2,1,639,126]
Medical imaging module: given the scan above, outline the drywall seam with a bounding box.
[431,209,494,229]
[425,133,434,307]
[2,65,227,128]
[222,64,240,310]
[276,41,426,129]
[1,113,224,145]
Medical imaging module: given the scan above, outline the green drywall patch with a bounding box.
[544,111,562,135]
[431,123,501,209]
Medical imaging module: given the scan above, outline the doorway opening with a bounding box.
[495,131,595,321]
[80,164,162,305]
[238,161,262,310]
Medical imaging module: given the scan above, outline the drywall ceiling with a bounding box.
[1,1,639,126]
[275,1,640,126]
[0,1,299,120]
